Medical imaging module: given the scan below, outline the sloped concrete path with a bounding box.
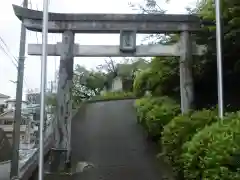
[71,99,166,180]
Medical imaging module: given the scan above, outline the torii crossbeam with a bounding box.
[28,43,205,57]
[13,4,203,33]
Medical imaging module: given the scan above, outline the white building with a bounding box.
[0,110,28,145]
[26,92,40,104]
[0,99,36,145]
[5,98,28,111]
[111,77,123,92]
[0,93,10,105]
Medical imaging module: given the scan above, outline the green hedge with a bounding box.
[91,91,136,101]
[133,69,151,97]
[135,96,167,123]
[161,109,219,173]
[135,96,180,141]
[181,113,240,180]
[145,99,180,140]
[135,96,240,180]
[135,97,155,126]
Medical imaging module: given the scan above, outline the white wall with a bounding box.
[111,77,123,91]
[6,101,27,110]
[0,98,7,105]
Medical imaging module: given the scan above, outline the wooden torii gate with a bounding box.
[12,4,205,173]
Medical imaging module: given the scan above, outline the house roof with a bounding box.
[0,93,10,99]
[5,98,27,103]
[0,110,28,121]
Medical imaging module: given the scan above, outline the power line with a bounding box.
[0,42,18,68]
[0,37,29,88]
[0,37,18,64]
[0,37,18,63]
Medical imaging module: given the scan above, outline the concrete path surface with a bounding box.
[71,99,165,180]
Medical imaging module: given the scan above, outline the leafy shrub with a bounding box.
[161,109,218,171]
[135,96,174,124]
[135,97,154,125]
[181,113,240,180]
[145,99,180,140]
[135,96,180,140]
[133,69,152,97]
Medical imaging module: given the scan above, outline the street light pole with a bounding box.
[38,0,49,179]
[10,0,28,179]
[215,0,224,118]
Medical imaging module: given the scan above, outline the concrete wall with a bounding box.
[111,77,123,91]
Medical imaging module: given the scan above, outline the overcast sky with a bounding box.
[0,0,195,98]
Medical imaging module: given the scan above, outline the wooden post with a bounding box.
[52,31,74,171]
[180,31,194,113]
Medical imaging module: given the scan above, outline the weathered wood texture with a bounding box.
[54,31,74,163]
[22,18,200,34]
[12,4,200,22]
[12,5,203,33]
[28,43,206,57]
[180,31,194,113]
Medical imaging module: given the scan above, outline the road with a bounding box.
[71,99,165,180]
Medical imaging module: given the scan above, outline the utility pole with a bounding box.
[10,0,28,179]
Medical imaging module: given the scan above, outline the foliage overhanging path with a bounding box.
[71,99,169,180]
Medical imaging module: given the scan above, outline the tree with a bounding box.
[71,58,150,105]
[97,57,150,91]
[72,64,106,105]
[132,0,240,109]
[187,0,240,109]
[129,0,176,43]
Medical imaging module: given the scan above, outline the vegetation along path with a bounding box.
[71,99,169,180]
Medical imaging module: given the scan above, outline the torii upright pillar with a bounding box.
[50,31,74,171]
[180,31,194,113]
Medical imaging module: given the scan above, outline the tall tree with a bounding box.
[72,58,150,104]
[132,0,240,109]
[72,64,106,105]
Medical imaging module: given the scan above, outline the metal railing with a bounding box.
[6,107,79,179]
[18,113,55,178]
